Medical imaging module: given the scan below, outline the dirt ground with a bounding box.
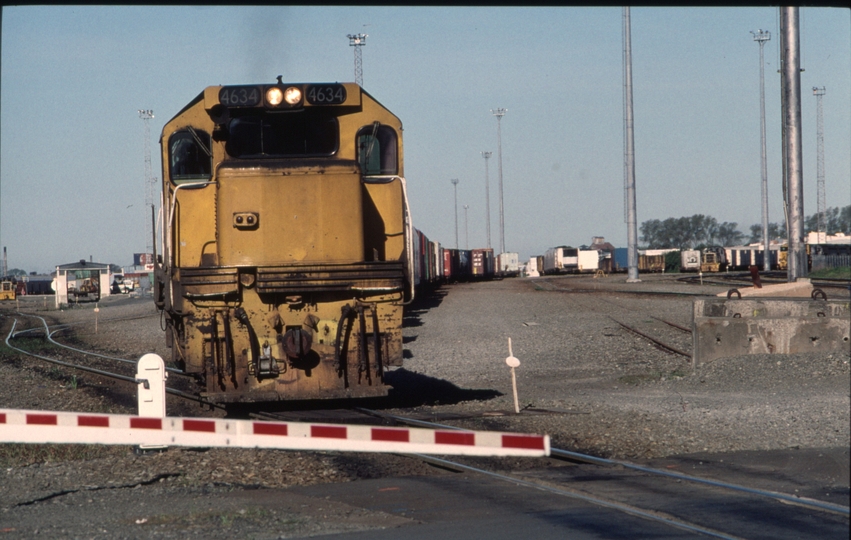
[0,274,848,538]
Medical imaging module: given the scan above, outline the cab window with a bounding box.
[224,110,338,158]
[357,124,397,176]
[169,129,212,184]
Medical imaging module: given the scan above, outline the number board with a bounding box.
[305,84,347,105]
[219,86,262,107]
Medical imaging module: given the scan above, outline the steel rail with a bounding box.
[11,311,186,375]
[549,448,849,517]
[650,315,692,334]
[5,319,142,387]
[4,316,213,407]
[608,316,692,358]
[356,408,850,517]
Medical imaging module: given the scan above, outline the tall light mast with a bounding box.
[347,33,367,86]
[780,7,806,280]
[481,151,492,249]
[451,178,460,249]
[463,205,470,250]
[623,7,639,282]
[138,109,155,262]
[751,29,771,271]
[751,30,771,272]
[490,108,507,255]
[813,86,826,243]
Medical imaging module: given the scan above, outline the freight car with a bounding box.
[154,80,413,403]
[472,248,495,279]
[497,252,520,277]
[543,246,578,274]
[443,248,472,282]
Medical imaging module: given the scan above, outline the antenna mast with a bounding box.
[348,33,367,86]
[813,86,826,243]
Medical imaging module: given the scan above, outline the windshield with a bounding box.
[225,110,338,158]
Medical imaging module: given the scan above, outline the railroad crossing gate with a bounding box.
[0,354,549,457]
[0,409,549,457]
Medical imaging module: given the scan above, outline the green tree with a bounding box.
[715,222,745,246]
[640,214,744,248]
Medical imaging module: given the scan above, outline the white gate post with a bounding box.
[136,353,167,418]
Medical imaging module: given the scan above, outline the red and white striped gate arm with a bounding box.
[0,408,550,457]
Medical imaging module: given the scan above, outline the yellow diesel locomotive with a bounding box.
[155,81,413,403]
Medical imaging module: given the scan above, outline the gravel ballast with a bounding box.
[0,273,848,537]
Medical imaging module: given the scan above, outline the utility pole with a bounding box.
[813,87,826,244]
[779,7,806,280]
[752,29,772,271]
[451,179,460,249]
[623,7,639,282]
[138,109,155,264]
[490,109,507,255]
[481,151,492,249]
[347,33,367,86]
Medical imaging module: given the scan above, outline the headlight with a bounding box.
[266,87,284,106]
[284,87,302,105]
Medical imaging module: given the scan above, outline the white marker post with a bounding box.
[505,338,520,414]
[94,305,99,334]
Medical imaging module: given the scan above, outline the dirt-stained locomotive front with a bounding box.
[154,81,413,403]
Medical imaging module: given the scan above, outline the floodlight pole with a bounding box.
[481,151,492,249]
[463,205,470,250]
[813,86,826,244]
[779,7,806,281]
[347,33,367,86]
[752,29,771,271]
[451,179,460,249]
[491,109,507,255]
[138,109,155,261]
[623,8,640,282]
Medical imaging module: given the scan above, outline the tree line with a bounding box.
[640,205,851,249]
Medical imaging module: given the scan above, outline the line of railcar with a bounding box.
[534,242,792,275]
[412,229,503,286]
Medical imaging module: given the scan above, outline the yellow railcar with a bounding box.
[0,279,16,301]
[155,81,413,403]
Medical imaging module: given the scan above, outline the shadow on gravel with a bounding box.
[402,286,448,329]
[384,368,502,407]
[224,369,501,417]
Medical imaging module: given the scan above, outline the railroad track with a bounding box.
[532,278,695,361]
[252,406,849,539]
[677,271,851,295]
[3,308,847,536]
[2,311,216,409]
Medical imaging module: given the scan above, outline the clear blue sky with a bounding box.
[2,6,849,273]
